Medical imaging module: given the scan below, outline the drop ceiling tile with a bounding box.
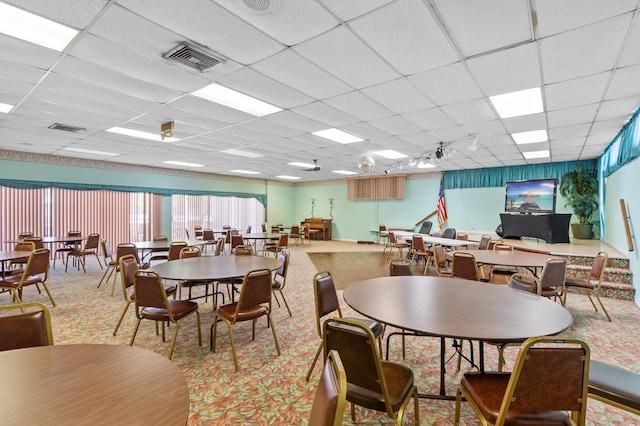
[462,120,508,138]
[3,0,107,28]
[294,26,400,89]
[398,131,440,147]
[535,0,638,37]
[168,95,254,125]
[251,50,352,100]
[550,137,587,149]
[596,96,640,122]
[0,59,47,85]
[549,124,591,140]
[441,99,498,125]
[540,14,632,84]
[242,118,305,138]
[409,62,483,105]
[478,134,514,148]
[0,81,34,99]
[362,78,434,114]
[0,34,61,69]
[501,113,548,133]
[545,72,610,111]
[368,115,421,136]
[402,107,457,130]
[618,13,640,67]
[317,0,394,22]
[117,0,285,64]
[265,110,326,133]
[466,42,541,96]
[291,101,360,127]
[349,0,459,75]
[340,122,391,141]
[547,105,598,128]
[606,64,640,100]
[428,126,472,143]
[323,91,393,121]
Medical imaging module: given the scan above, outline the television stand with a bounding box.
[499,213,571,243]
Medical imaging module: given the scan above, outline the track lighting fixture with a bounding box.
[161,121,174,140]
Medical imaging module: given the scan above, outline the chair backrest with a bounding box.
[231,234,245,251]
[24,248,50,278]
[84,233,100,251]
[419,221,433,235]
[589,252,608,286]
[168,241,188,261]
[271,225,280,233]
[389,259,413,276]
[323,318,395,418]
[18,231,33,240]
[233,269,273,320]
[451,251,480,281]
[494,243,513,252]
[278,233,289,249]
[246,225,252,234]
[67,230,82,238]
[261,223,267,232]
[214,238,224,256]
[153,235,168,242]
[441,228,456,239]
[433,245,450,275]
[195,226,204,238]
[13,241,35,253]
[116,243,140,263]
[539,258,567,291]
[379,224,387,232]
[234,245,254,256]
[478,234,492,250]
[456,232,468,241]
[101,239,113,261]
[291,225,300,235]
[388,231,397,244]
[24,236,44,249]
[0,303,53,350]
[119,254,139,292]
[134,270,172,317]
[313,271,342,337]
[411,234,426,254]
[275,249,290,284]
[180,246,201,259]
[203,229,215,241]
[309,349,347,426]
[508,273,541,294]
[496,337,590,425]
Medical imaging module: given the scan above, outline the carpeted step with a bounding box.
[565,280,636,302]
[566,264,633,286]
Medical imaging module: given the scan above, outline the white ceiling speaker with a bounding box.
[358,154,375,173]
[240,0,280,15]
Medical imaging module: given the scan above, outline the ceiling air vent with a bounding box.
[48,123,86,133]
[163,42,225,72]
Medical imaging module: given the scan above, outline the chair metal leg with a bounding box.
[113,302,131,336]
[595,294,612,321]
[305,340,324,382]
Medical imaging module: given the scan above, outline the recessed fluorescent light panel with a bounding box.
[489,87,543,119]
[0,102,14,113]
[288,161,317,168]
[276,175,301,180]
[512,129,548,145]
[312,128,364,144]
[221,149,264,158]
[62,147,119,157]
[0,2,78,51]
[230,169,260,175]
[107,127,180,142]
[332,170,358,175]
[192,83,282,117]
[523,150,550,159]
[163,161,204,168]
[372,150,407,159]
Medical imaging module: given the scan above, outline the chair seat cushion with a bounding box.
[347,360,414,413]
[461,372,572,425]
[217,303,267,322]
[589,360,640,412]
[272,279,284,290]
[142,300,197,321]
[564,277,594,290]
[0,275,43,288]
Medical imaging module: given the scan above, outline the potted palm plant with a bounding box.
[558,165,599,239]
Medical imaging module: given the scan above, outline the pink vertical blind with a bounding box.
[1,187,46,249]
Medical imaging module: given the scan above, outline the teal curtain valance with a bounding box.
[599,108,640,178]
[0,178,267,206]
[444,160,598,190]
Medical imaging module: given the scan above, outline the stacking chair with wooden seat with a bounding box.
[451,251,481,281]
[309,349,347,426]
[130,270,201,359]
[305,271,384,382]
[53,230,82,268]
[564,251,611,321]
[0,248,55,307]
[66,233,102,273]
[97,239,117,288]
[432,244,453,277]
[324,318,420,425]
[455,336,590,426]
[386,231,410,259]
[410,234,429,273]
[211,268,281,371]
[0,303,53,351]
[272,249,292,317]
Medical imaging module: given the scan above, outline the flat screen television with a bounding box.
[505,178,556,214]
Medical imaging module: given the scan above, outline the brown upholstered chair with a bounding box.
[53,230,82,268]
[168,240,188,261]
[211,268,280,371]
[233,244,254,256]
[148,235,169,264]
[305,271,384,382]
[66,233,102,273]
[378,224,389,247]
[324,318,420,425]
[455,337,590,426]
[309,349,347,426]
[386,231,410,259]
[110,243,148,296]
[0,248,55,307]
[130,270,201,359]
[6,240,35,275]
[302,224,313,245]
[18,231,33,240]
[489,243,517,283]
[388,259,412,359]
[24,236,45,249]
[272,249,291,317]
[178,246,213,301]
[588,360,640,416]
[260,233,288,257]
[194,226,204,240]
[97,239,117,288]
[410,234,429,273]
[451,251,480,281]
[289,225,301,245]
[433,244,453,277]
[213,238,224,256]
[539,257,567,305]
[564,251,610,321]
[230,234,245,253]
[0,303,53,351]
[478,234,492,250]
[202,229,216,253]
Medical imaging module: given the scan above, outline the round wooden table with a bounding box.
[151,255,282,281]
[343,276,573,399]
[0,344,189,425]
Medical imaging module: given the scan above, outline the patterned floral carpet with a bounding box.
[3,240,640,425]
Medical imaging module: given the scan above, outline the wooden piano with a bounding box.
[302,218,332,241]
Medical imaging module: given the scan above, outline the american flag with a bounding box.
[437,175,447,226]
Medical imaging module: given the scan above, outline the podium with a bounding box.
[499,213,571,243]
[302,218,332,241]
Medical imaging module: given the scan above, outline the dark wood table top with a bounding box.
[0,344,189,425]
[0,250,32,262]
[461,249,554,268]
[151,255,281,281]
[343,276,572,342]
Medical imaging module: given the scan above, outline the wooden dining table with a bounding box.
[0,344,190,425]
[151,255,282,282]
[343,276,573,400]
[0,250,32,278]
